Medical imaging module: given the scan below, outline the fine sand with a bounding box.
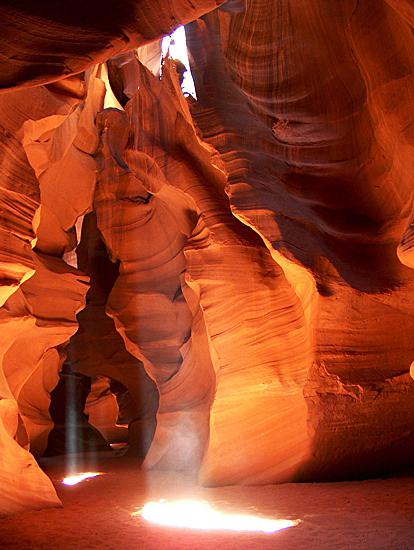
[1,453,413,549]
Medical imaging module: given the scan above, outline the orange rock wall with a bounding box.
[1,0,414,516]
[186,0,414,479]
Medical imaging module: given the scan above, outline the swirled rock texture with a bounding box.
[0,0,226,91]
[0,71,103,515]
[120,59,313,485]
[185,0,414,480]
[2,0,414,517]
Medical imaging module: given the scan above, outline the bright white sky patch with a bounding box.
[136,500,299,533]
[162,26,197,98]
[62,472,101,486]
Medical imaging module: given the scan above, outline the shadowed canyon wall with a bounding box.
[1,0,414,517]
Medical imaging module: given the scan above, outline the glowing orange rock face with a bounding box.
[2,0,414,517]
[103,59,313,484]
[185,0,414,481]
[0,0,227,90]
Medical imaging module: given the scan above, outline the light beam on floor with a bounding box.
[135,499,299,533]
[62,472,102,486]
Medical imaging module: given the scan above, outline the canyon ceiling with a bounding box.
[2,0,414,517]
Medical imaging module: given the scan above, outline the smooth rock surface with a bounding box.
[1,0,414,517]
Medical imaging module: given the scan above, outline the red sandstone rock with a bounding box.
[1,0,414,517]
[185,0,414,481]
[0,0,226,90]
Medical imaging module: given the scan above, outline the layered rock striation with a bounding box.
[1,0,414,516]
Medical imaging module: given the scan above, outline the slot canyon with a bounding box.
[1,0,414,548]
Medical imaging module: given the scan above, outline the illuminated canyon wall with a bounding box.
[2,0,414,516]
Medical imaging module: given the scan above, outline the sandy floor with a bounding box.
[1,453,413,549]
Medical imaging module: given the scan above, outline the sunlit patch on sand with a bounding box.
[62,472,102,486]
[135,500,299,533]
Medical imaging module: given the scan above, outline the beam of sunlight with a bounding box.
[65,371,78,478]
[62,472,102,486]
[134,500,299,533]
[162,26,197,98]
